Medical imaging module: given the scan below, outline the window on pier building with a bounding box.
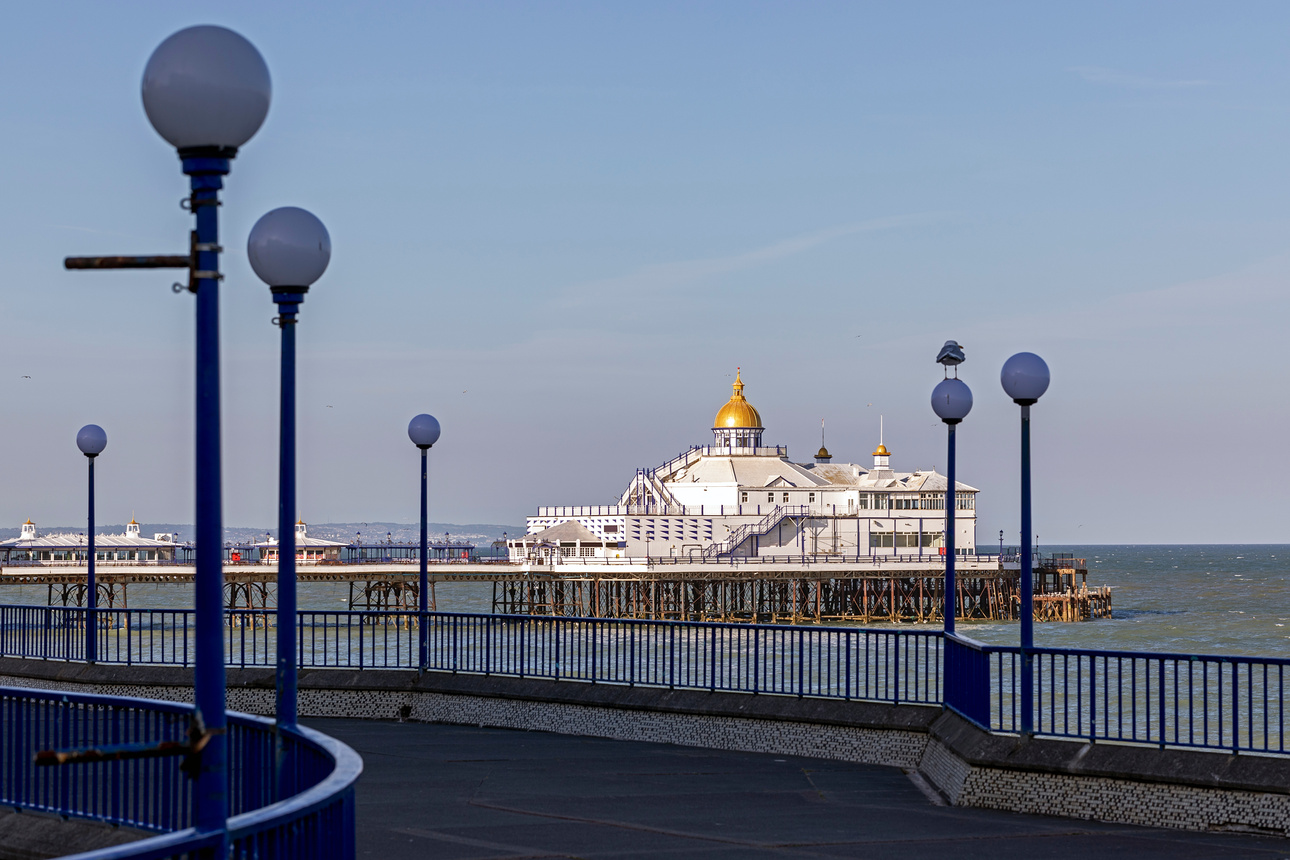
[808,492,815,503]
[956,492,975,511]
[894,496,919,510]
[767,492,774,502]
[919,493,944,510]
[741,492,748,502]
[870,532,894,548]
[782,492,789,503]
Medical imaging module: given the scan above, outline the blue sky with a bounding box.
[1,2,1288,543]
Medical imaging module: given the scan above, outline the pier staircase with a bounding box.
[702,505,810,559]
[618,447,710,512]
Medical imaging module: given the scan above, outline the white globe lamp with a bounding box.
[142,25,271,154]
[1000,352,1050,405]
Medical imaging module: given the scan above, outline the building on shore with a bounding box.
[0,518,178,565]
[510,371,978,562]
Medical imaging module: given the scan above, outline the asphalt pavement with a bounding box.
[309,717,1290,860]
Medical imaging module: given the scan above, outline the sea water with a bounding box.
[3,544,1287,659]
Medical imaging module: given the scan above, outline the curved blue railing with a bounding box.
[0,686,360,859]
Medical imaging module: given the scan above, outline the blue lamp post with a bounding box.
[248,207,332,730]
[141,25,271,840]
[76,425,107,662]
[930,341,971,633]
[408,414,441,670]
[1000,351,1050,736]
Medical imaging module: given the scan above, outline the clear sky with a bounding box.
[1,1,1288,543]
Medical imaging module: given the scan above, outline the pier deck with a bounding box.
[0,555,1110,623]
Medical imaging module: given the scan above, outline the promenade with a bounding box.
[316,717,1289,859]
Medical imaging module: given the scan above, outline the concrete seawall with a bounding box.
[2,657,1286,838]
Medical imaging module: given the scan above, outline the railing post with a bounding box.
[709,626,717,691]
[1089,654,1096,743]
[1157,658,1166,749]
[893,633,901,704]
[752,626,760,694]
[1232,661,1240,755]
[797,628,804,698]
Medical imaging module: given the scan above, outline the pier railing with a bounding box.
[0,606,942,706]
[944,633,1289,756]
[0,685,361,859]
[2,605,1285,759]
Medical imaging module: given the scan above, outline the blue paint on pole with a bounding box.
[944,423,956,635]
[1020,404,1034,736]
[420,447,429,671]
[86,457,96,663]
[274,289,305,729]
[184,153,230,841]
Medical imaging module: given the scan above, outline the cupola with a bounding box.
[20,519,35,541]
[873,444,891,471]
[712,369,764,450]
[126,518,140,538]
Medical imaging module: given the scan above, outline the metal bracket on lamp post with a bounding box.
[64,230,221,293]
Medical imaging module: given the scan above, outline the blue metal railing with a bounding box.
[3,606,1287,759]
[944,633,1289,756]
[0,605,942,706]
[0,685,360,859]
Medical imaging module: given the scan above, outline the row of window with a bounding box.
[869,532,944,548]
[10,550,164,561]
[860,492,975,511]
[734,491,977,510]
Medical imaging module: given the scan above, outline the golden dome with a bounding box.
[873,444,890,457]
[713,370,763,429]
[816,446,831,459]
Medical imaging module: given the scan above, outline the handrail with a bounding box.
[944,632,1289,755]
[2,607,1284,761]
[0,686,361,859]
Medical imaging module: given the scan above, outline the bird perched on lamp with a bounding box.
[936,340,965,376]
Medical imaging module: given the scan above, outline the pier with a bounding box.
[0,553,1111,623]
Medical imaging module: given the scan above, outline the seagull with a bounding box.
[936,340,965,367]
[326,405,333,408]
[20,376,30,379]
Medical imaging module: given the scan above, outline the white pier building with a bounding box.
[512,372,977,563]
[0,519,178,564]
